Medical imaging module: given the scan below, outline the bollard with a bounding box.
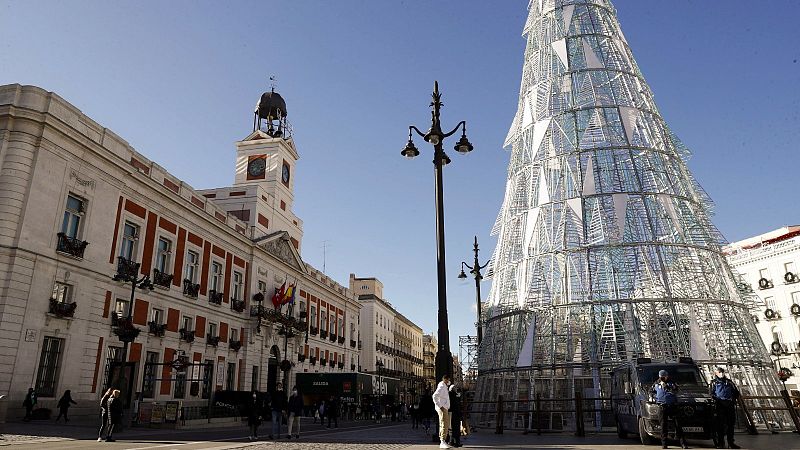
[737,396,758,435]
[780,390,800,433]
[574,391,585,437]
[495,395,504,434]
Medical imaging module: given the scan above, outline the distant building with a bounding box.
[725,226,800,391]
[350,274,424,403]
[423,333,438,389]
[0,84,360,421]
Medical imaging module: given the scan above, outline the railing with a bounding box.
[297,353,306,362]
[179,328,195,343]
[56,233,88,258]
[183,280,200,298]
[116,256,139,280]
[310,326,318,335]
[337,362,344,369]
[206,334,220,347]
[310,356,317,365]
[112,314,140,343]
[338,336,345,344]
[320,358,327,366]
[330,333,337,342]
[208,290,223,305]
[351,364,356,371]
[350,339,356,348]
[180,404,242,422]
[152,269,173,288]
[250,305,266,317]
[231,298,246,313]
[329,359,335,368]
[229,340,242,352]
[48,298,77,318]
[147,321,166,337]
[320,330,328,339]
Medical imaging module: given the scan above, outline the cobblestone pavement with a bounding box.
[0,434,70,446]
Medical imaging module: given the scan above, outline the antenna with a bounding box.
[321,240,331,274]
[269,74,277,92]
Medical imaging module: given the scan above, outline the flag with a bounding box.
[281,283,296,306]
[271,282,285,309]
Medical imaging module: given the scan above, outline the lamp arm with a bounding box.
[443,121,466,139]
[478,259,491,270]
[409,125,426,138]
[462,261,474,271]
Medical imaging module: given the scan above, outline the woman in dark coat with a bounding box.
[419,387,435,434]
[448,385,463,448]
[105,389,123,442]
[247,391,263,441]
[55,389,77,422]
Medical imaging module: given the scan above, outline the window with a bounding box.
[330,314,335,334]
[120,222,139,261]
[210,262,222,292]
[156,237,172,273]
[771,326,783,344]
[151,308,164,324]
[251,366,259,391]
[202,359,213,399]
[182,316,193,331]
[785,262,796,275]
[61,195,84,238]
[759,268,770,280]
[792,292,800,305]
[258,280,267,293]
[232,271,243,300]
[174,372,186,399]
[142,351,159,398]
[184,250,199,283]
[226,363,236,391]
[321,311,327,331]
[310,305,317,323]
[339,318,344,336]
[231,328,239,343]
[115,299,131,317]
[107,346,123,362]
[35,337,64,397]
[765,296,776,310]
[350,323,356,339]
[51,282,71,303]
[208,323,218,338]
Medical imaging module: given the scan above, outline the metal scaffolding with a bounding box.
[475,0,787,431]
[459,335,479,390]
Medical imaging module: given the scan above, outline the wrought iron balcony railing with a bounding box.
[329,333,337,342]
[350,339,356,348]
[48,298,77,318]
[56,233,88,259]
[297,353,306,362]
[231,298,246,313]
[152,269,173,288]
[329,359,335,367]
[183,279,200,298]
[206,334,220,347]
[338,336,345,344]
[229,340,242,352]
[208,290,223,305]
[310,356,317,365]
[351,364,356,371]
[147,321,167,337]
[337,362,344,369]
[319,330,328,339]
[320,358,327,366]
[309,326,318,335]
[115,257,140,281]
[179,328,195,343]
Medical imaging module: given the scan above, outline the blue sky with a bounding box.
[2,0,799,354]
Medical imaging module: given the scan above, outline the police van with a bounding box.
[611,357,714,445]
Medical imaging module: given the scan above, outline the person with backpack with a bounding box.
[22,388,37,422]
[55,389,77,422]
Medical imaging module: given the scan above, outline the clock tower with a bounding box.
[202,88,303,251]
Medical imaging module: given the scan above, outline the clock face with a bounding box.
[282,163,290,184]
[248,157,266,177]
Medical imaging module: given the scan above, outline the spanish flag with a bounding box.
[282,283,296,306]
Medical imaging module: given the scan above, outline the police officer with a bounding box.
[709,367,740,449]
[652,370,688,449]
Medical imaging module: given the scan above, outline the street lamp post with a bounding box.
[458,236,490,345]
[402,81,474,383]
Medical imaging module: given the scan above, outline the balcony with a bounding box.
[297,353,306,362]
[206,334,220,347]
[320,358,327,366]
[152,269,173,288]
[112,314,140,343]
[183,279,200,298]
[231,298,246,313]
[309,326,318,335]
[147,321,166,337]
[56,233,88,259]
[350,364,356,371]
[329,333,337,342]
[179,328,195,343]
[310,356,317,365]
[229,340,242,352]
[250,305,266,317]
[115,257,139,281]
[350,339,356,348]
[320,329,328,339]
[208,290,223,305]
[329,359,335,368]
[48,299,77,318]
[338,336,345,344]
[299,311,307,319]
[337,362,344,370]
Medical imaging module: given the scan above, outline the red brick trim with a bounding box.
[200,242,211,295]
[173,228,186,286]
[91,337,104,393]
[129,342,142,362]
[167,308,179,332]
[109,197,124,264]
[223,253,232,303]
[229,191,246,197]
[163,178,180,194]
[191,196,204,209]
[102,291,112,319]
[233,256,245,268]
[188,232,203,247]
[212,245,225,259]
[158,217,177,234]
[258,214,269,228]
[130,157,150,175]
[124,199,146,219]
[133,299,149,325]
[161,348,175,395]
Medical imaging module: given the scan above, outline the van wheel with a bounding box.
[639,417,655,445]
[616,417,628,439]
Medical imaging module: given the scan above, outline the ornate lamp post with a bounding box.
[458,236,490,345]
[402,81,474,382]
[111,257,154,397]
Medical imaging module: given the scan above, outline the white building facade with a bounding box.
[725,226,800,391]
[0,84,360,421]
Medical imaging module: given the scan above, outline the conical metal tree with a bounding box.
[475,0,786,430]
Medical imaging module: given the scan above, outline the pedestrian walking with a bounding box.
[246,390,264,441]
[287,386,303,439]
[326,395,339,428]
[420,387,435,434]
[651,370,687,449]
[97,388,112,441]
[22,388,37,422]
[448,384,463,448]
[410,401,420,429]
[432,375,452,449]
[710,367,741,449]
[104,389,123,442]
[55,390,77,422]
[268,382,288,439]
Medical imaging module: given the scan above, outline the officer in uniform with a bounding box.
[651,369,688,449]
[709,367,740,449]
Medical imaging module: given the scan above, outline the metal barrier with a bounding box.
[180,404,241,423]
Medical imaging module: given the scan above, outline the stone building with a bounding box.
[0,84,360,421]
[725,226,800,391]
[422,333,438,390]
[349,274,424,403]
